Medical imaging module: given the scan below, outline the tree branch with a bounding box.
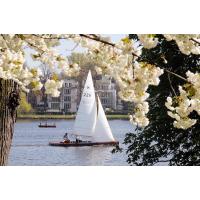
[158,159,170,163]
[32,34,67,40]
[190,38,200,45]
[79,34,115,47]
[167,73,177,96]
[22,39,45,53]
[164,69,188,82]
[80,34,140,58]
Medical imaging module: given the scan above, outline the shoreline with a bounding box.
[17,114,129,120]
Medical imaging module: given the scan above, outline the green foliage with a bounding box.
[18,92,33,114]
[119,35,200,166]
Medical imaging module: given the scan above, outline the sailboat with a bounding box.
[49,71,119,147]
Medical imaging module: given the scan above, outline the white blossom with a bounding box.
[165,71,200,129]
[137,34,158,49]
[45,79,63,97]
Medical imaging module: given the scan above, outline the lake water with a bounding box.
[8,119,134,166]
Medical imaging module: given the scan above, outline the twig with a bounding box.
[167,73,177,96]
[66,43,79,51]
[20,36,45,53]
[190,38,200,45]
[79,34,115,46]
[158,159,170,163]
[164,69,187,82]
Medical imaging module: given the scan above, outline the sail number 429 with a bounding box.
[83,93,91,97]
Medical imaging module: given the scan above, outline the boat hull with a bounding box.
[49,141,119,147]
[38,125,56,128]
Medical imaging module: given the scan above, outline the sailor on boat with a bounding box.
[75,136,82,143]
[63,132,70,143]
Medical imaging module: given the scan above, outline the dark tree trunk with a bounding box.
[0,79,20,166]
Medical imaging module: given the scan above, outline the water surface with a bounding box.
[9,119,134,166]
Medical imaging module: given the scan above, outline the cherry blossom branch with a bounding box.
[30,34,188,82]
[20,37,45,53]
[32,34,140,57]
[79,34,140,58]
[32,34,115,47]
[79,34,115,47]
[32,34,66,40]
[79,36,192,81]
[190,38,200,45]
[82,34,141,59]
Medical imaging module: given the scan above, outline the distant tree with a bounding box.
[39,63,52,112]
[18,92,32,114]
[68,52,100,77]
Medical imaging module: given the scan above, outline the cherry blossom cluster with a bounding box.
[45,79,64,97]
[137,34,159,49]
[165,71,200,129]
[127,62,164,127]
[136,34,200,55]
[164,34,200,55]
[0,49,42,92]
[0,34,80,97]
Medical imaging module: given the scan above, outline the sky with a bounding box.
[25,34,126,67]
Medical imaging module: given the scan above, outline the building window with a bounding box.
[102,99,108,104]
[51,103,60,109]
[64,103,71,111]
[64,82,72,88]
[101,92,110,98]
[64,89,71,94]
[102,85,108,90]
[51,97,60,102]
[64,96,71,101]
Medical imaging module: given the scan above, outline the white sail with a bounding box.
[92,95,115,142]
[73,71,97,137]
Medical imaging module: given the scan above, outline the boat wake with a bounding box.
[12,144,48,147]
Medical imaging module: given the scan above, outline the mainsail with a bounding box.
[92,95,115,142]
[73,71,97,137]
